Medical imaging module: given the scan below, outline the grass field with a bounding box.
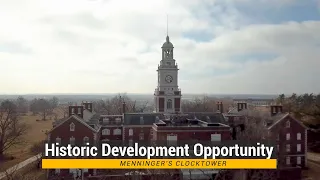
[0,108,65,172]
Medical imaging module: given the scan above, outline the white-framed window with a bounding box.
[297,156,301,165]
[103,117,109,123]
[71,108,75,114]
[70,136,75,146]
[286,144,290,152]
[102,129,110,135]
[113,128,121,135]
[156,116,159,121]
[70,123,75,131]
[55,169,60,174]
[286,133,290,140]
[167,99,173,109]
[297,144,301,152]
[139,133,144,140]
[129,129,133,136]
[211,134,222,141]
[56,137,61,144]
[286,121,290,128]
[286,157,290,165]
[140,116,144,124]
[297,133,301,140]
[167,134,177,146]
[83,136,89,145]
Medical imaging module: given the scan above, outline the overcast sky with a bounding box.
[0,0,320,94]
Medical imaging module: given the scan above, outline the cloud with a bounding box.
[0,0,319,95]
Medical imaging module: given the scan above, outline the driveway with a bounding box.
[0,154,41,179]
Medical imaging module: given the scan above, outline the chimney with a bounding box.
[270,105,283,116]
[68,105,84,118]
[216,101,224,113]
[82,101,93,113]
[237,102,247,112]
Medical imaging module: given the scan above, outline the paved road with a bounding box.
[0,154,41,179]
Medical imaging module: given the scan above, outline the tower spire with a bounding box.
[166,14,168,36]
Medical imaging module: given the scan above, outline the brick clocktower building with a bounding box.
[154,35,182,113]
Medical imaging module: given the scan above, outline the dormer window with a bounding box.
[286,121,290,128]
[103,118,109,124]
[115,118,121,123]
[70,123,75,131]
[78,107,81,114]
[140,116,144,124]
[71,108,75,114]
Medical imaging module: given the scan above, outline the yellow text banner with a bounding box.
[42,159,277,169]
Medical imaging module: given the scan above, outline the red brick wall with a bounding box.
[49,117,95,145]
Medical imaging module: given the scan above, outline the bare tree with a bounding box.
[0,100,28,159]
[93,94,149,114]
[225,111,279,180]
[181,95,233,113]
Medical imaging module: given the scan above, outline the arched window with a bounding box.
[56,137,61,144]
[70,123,75,131]
[102,129,110,135]
[129,129,133,136]
[113,128,122,135]
[70,136,75,146]
[83,137,89,145]
[167,99,172,109]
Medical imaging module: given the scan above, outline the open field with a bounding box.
[0,108,64,171]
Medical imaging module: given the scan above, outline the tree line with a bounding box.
[276,93,320,127]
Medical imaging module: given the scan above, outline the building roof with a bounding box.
[123,113,164,125]
[189,112,227,124]
[162,36,174,48]
[48,115,99,134]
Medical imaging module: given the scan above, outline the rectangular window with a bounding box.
[297,156,301,165]
[286,133,290,140]
[286,144,290,152]
[297,133,301,140]
[276,134,279,140]
[297,144,301,152]
[286,157,290,165]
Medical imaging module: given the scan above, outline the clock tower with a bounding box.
[154,35,181,113]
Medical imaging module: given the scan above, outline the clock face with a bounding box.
[165,75,173,83]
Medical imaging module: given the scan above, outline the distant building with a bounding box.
[233,98,274,106]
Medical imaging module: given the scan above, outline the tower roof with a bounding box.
[162,35,174,48]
